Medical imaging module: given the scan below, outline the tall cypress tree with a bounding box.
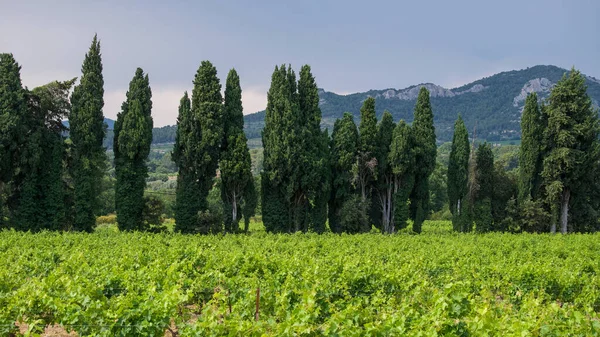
[329,113,359,233]
[298,65,329,233]
[518,93,543,202]
[0,54,27,225]
[473,143,494,232]
[69,35,106,232]
[373,111,396,233]
[447,115,470,232]
[389,120,415,231]
[114,68,153,231]
[355,97,378,232]
[262,65,291,232]
[174,61,223,234]
[172,92,199,233]
[542,68,600,234]
[409,87,436,233]
[220,68,254,233]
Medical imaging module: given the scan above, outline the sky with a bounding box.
[1,0,599,126]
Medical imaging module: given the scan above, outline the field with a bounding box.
[2,221,600,336]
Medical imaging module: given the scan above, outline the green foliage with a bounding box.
[339,195,370,233]
[142,196,166,232]
[220,69,254,233]
[410,88,436,233]
[519,93,543,202]
[448,115,470,229]
[329,113,359,233]
[114,68,153,231]
[388,120,415,232]
[261,65,328,233]
[69,35,106,232]
[472,143,494,232]
[3,226,600,335]
[542,68,600,233]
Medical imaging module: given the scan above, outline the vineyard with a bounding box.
[2,221,600,336]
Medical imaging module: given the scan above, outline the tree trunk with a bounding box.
[232,192,237,233]
[560,188,570,234]
[457,198,461,216]
[550,221,556,234]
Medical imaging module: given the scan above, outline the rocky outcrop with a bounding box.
[513,78,554,107]
[376,83,487,100]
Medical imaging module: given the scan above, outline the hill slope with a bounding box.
[244,65,600,142]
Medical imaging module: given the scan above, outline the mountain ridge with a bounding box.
[244,65,600,142]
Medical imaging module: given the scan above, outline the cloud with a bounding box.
[242,86,267,115]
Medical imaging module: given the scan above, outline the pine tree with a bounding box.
[329,113,359,233]
[70,35,106,232]
[473,143,494,232]
[388,120,415,231]
[519,93,543,202]
[447,115,470,231]
[373,111,395,233]
[114,68,153,231]
[220,69,254,233]
[542,68,600,234]
[410,87,436,233]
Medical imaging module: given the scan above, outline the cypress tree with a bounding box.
[542,68,600,234]
[388,120,415,231]
[220,68,254,233]
[0,53,27,225]
[70,35,106,232]
[473,143,494,232]
[518,93,543,202]
[373,111,396,233]
[172,92,199,233]
[173,61,223,234]
[354,97,378,232]
[298,65,329,233]
[114,68,153,231]
[447,115,470,231]
[409,87,436,233]
[262,65,291,232]
[328,113,359,233]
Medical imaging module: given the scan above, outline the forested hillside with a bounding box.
[245,65,600,142]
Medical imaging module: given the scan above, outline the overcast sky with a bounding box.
[1,0,599,126]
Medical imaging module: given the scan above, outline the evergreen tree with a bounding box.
[173,92,199,233]
[409,87,436,233]
[261,65,293,232]
[114,68,153,231]
[388,120,415,231]
[0,53,27,225]
[173,61,223,234]
[373,111,395,233]
[447,115,470,231]
[357,97,378,202]
[220,69,254,233]
[542,68,600,233]
[69,35,106,232]
[519,93,543,202]
[298,65,329,233]
[328,113,359,233]
[473,143,494,232]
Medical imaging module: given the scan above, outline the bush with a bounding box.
[339,195,371,233]
[142,196,167,233]
[96,214,117,225]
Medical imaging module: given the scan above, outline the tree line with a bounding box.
[1,35,598,234]
[447,68,600,233]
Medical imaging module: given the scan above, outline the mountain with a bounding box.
[63,118,115,130]
[243,65,600,142]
